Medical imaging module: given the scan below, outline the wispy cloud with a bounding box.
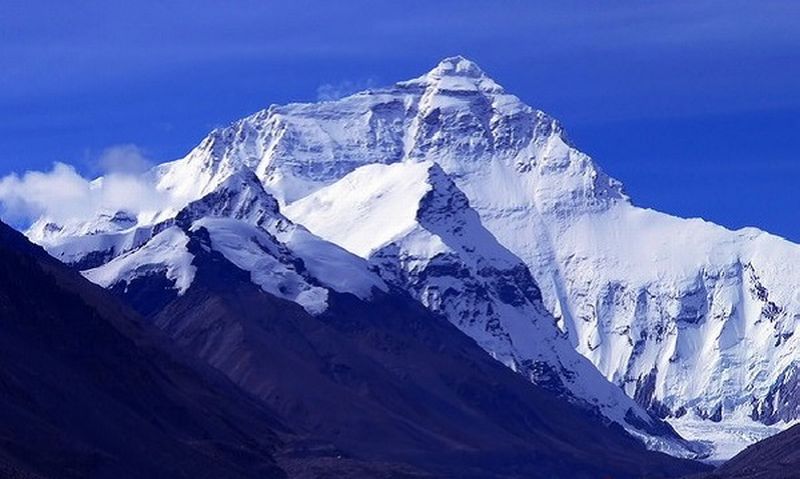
[95,144,154,174]
[317,78,378,101]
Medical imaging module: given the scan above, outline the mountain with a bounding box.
[26,56,800,459]
[150,228,702,478]
[31,61,703,459]
[19,174,708,476]
[0,220,288,478]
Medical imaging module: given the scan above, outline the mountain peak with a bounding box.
[400,56,503,93]
[176,168,282,228]
[429,56,485,78]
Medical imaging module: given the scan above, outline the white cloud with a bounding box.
[0,158,172,227]
[95,144,154,174]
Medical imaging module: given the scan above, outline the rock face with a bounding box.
[27,56,800,457]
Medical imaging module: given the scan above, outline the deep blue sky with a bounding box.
[2,1,799,240]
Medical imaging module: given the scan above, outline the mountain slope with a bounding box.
[0,220,289,479]
[128,216,709,478]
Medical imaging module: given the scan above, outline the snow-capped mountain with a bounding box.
[27,56,800,458]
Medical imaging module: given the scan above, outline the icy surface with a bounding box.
[285,162,437,258]
[279,225,387,301]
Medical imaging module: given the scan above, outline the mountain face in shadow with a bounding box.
[0,221,293,478]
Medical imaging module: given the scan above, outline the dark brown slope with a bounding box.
[694,424,800,479]
[128,226,710,479]
[0,221,288,479]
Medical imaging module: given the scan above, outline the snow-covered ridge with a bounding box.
[26,56,800,458]
[397,55,505,94]
[83,226,196,294]
[287,160,703,457]
[54,169,386,314]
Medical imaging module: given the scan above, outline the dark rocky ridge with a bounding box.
[0,221,287,478]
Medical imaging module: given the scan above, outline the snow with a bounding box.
[180,168,387,306]
[279,225,387,300]
[192,217,329,315]
[285,161,437,258]
[83,226,196,294]
[173,169,387,314]
[536,201,800,422]
[35,223,157,266]
[399,56,504,94]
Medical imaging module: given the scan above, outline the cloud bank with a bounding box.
[0,146,171,228]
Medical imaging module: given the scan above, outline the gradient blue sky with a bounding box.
[2,1,799,239]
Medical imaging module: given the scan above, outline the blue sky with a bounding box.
[2,1,799,239]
